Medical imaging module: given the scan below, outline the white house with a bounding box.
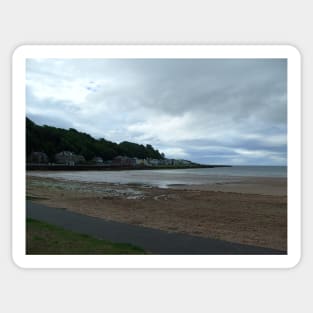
[55,151,76,166]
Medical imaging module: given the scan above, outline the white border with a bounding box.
[12,45,301,269]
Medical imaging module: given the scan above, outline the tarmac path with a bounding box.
[26,201,286,255]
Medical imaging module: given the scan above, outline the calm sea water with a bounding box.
[29,166,287,188]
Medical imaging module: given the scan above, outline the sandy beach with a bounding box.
[26,174,287,251]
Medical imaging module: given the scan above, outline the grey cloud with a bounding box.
[27,112,74,130]
[26,58,287,165]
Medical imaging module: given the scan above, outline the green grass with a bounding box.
[26,218,145,255]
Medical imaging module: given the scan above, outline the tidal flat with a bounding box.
[27,174,287,251]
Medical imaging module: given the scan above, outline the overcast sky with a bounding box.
[26,58,287,165]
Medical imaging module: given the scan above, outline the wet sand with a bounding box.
[26,175,287,251]
[169,176,287,196]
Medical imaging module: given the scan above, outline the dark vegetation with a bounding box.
[26,118,164,162]
[26,218,145,255]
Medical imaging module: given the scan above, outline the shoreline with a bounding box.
[27,175,287,251]
[27,170,287,196]
[26,164,231,171]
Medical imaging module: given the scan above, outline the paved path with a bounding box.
[26,201,286,255]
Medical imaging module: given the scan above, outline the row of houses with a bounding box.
[28,151,193,167]
[29,151,93,165]
[96,155,193,167]
[28,151,84,166]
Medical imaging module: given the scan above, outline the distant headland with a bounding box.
[26,118,230,171]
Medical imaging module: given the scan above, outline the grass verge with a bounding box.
[26,218,145,255]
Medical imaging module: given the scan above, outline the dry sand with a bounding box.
[26,175,287,251]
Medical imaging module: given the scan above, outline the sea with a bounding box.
[28,166,287,188]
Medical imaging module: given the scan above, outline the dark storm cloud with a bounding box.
[26,58,287,165]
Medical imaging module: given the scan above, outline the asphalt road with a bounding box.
[26,201,286,255]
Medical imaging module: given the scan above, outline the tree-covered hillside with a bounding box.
[26,118,164,162]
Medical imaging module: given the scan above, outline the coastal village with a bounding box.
[28,150,195,168]
[26,118,206,170]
